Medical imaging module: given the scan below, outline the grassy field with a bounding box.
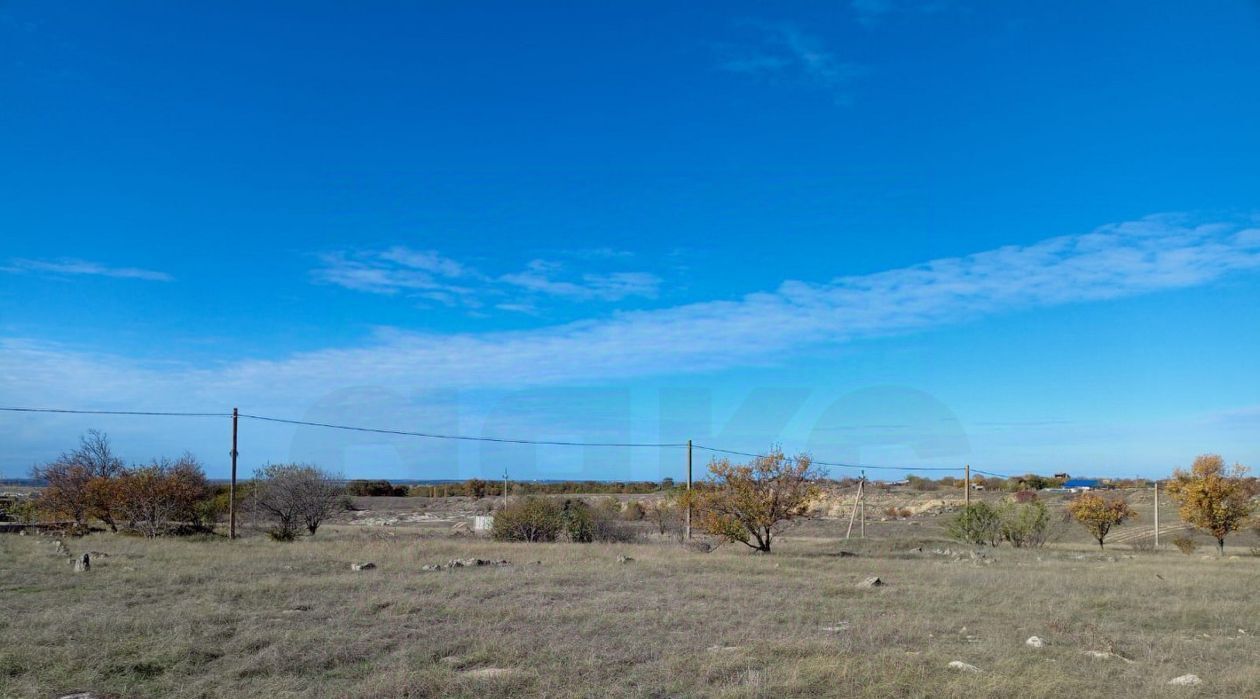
[3,519,1259,698]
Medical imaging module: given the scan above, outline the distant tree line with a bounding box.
[351,478,675,498]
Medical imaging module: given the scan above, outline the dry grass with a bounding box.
[2,522,1258,698]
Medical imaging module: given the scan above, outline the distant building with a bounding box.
[1063,478,1101,492]
[1053,473,1070,480]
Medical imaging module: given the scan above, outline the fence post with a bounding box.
[964,464,970,508]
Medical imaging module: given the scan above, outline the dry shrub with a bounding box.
[1172,535,1197,555]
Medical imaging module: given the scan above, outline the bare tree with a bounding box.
[253,464,344,540]
[33,430,126,531]
[114,454,210,538]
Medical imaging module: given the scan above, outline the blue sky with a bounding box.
[2,1,1259,481]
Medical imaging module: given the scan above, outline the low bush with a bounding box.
[998,500,1050,548]
[561,499,640,543]
[622,501,645,521]
[1172,535,1197,555]
[492,497,564,542]
[1011,490,1038,504]
[946,503,1002,546]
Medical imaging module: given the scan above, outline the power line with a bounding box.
[691,444,962,473]
[2,405,1009,476]
[972,468,1015,480]
[237,413,688,448]
[0,407,230,418]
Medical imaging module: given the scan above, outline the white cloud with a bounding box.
[6,214,1260,474]
[2,258,173,282]
[719,23,865,101]
[5,215,1259,411]
[312,248,661,308]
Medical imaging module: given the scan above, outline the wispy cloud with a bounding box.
[718,23,865,102]
[311,248,661,309]
[5,215,1259,412]
[2,258,173,282]
[500,261,660,302]
[310,249,476,300]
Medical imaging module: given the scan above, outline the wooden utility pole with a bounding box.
[503,469,509,510]
[1153,480,1160,548]
[964,464,971,508]
[229,407,239,540]
[685,439,692,540]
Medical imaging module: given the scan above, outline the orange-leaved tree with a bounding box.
[1065,491,1135,550]
[685,448,823,553]
[1165,454,1256,556]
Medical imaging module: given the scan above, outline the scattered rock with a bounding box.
[463,667,515,679]
[1082,650,1134,664]
[350,562,376,571]
[856,576,883,588]
[947,661,982,673]
[422,559,511,572]
[820,622,851,633]
[57,693,104,699]
[54,540,70,556]
[87,551,110,558]
[449,558,510,568]
[73,553,90,573]
[1167,674,1202,687]
[1026,636,1046,648]
[617,555,634,564]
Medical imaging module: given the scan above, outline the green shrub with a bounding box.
[492,497,564,542]
[562,500,596,542]
[998,500,1049,548]
[946,503,1002,546]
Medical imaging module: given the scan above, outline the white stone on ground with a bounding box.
[947,661,981,673]
[1167,674,1202,687]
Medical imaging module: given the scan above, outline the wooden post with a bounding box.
[964,464,971,508]
[229,408,238,540]
[1153,480,1159,549]
[859,483,866,539]
[845,478,864,540]
[685,439,692,540]
[503,469,509,511]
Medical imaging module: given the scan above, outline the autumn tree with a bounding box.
[1065,492,1135,550]
[114,454,210,537]
[686,449,823,553]
[32,430,126,531]
[1165,454,1256,556]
